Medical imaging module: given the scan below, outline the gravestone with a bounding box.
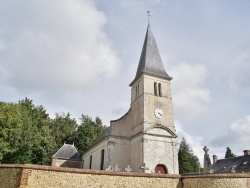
[125,165,132,172]
[114,164,120,172]
[106,166,112,171]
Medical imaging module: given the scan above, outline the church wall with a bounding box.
[130,135,143,173]
[111,110,134,137]
[130,98,144,135]
[131,81,144,133]
[143,134,179,174]
[112,137,130,171]
[131,75,144,103]
[82,139,108,170]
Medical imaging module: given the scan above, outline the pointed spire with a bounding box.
[135,24,172,79]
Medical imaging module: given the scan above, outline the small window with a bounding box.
[100,149,105,170]
[158,83,162,96]
[137,85,139,97]
[154,82,157,96]
[135,85,140,98]
[136,86,138,98]
[89,156,92,169]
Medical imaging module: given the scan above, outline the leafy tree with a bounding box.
[0,102,23,163]
[178,138,201,174]
[70,115,106,155]
[18,98,57,165]
[51,112,78,149]
[0,98,107,165]
[225,147,236,158]
[0,98,57,165]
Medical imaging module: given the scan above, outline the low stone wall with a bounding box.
[0,166,22,188]
[0,164,180,188]
[182,174,250,188]
[1,164,250,188]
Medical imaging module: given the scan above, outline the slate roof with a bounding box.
[52,143,81,161]
[211,155,250,173]
[82,127,111,154]
[135,24,172,80]
[91,126,111,146]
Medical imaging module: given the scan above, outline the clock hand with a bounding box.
[158,112,162,116]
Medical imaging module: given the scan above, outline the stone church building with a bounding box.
[82,24,179,174]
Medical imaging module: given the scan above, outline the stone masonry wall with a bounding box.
[182,174,250,188]
[0,164,181,188]
[0,166,22,188]
[1,164,250,188]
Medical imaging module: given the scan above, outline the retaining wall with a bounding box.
[0,164,250,188]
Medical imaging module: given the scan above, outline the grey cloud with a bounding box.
[210,115,250,148]
[228,50,250,91]
[0,0,121,94]
[170,62,211,121]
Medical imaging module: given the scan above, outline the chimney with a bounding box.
[243,150,250,156]
[213,155,218,163]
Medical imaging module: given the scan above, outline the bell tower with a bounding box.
[102,23,179,174]
[129,24,179,174]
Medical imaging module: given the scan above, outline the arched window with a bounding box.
[135,86,138,98]
[154,82,157,96]
[135,85,140,98]
[158,83,162,96]
[137,85,139,97]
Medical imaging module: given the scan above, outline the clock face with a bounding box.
[154,108,163,119]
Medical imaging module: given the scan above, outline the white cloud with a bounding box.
[210,115,250,157]
[0,0,121,94]
[230,115,250,143]
[228,50,250,91]
[175,121,204,164]
[211,115,250,146]
[169,62,211,120]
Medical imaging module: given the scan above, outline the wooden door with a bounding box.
[154,164,167,174]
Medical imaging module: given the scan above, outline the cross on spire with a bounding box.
[147,11,150,23]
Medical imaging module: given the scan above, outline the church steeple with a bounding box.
[135,24,172,80]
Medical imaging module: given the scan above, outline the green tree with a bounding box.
[51,112,78,149]
[225,147,236,158]
[0,98,107,165]
[71,115,106,155]
[18,98,56,165]
[0,98,57,165]
[0,102,23,163]
[178,138,200,174]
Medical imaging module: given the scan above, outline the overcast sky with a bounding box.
[1,0,250,165]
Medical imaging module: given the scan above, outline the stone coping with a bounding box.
[0,164,180,178]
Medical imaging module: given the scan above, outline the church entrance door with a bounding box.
[154,164,167,174]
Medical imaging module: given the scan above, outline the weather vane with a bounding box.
[147,11,150,23]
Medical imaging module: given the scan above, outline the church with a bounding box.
[82,24,179,174]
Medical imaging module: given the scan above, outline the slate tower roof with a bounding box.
[135,24,172,80]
